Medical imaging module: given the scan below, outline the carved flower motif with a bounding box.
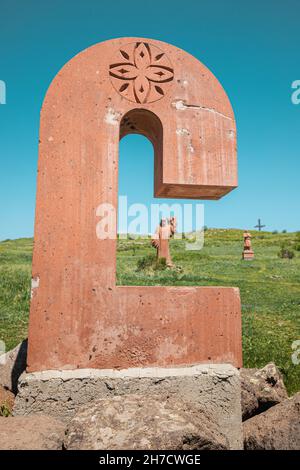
[109,42,174,104]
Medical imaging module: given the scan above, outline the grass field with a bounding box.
[0,229,299,393]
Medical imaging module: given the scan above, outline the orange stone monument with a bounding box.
[242,230,254,260]
[27,38,242,372]
[151,217,176,267]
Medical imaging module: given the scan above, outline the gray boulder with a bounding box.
[0,415,65,450]
[240,363,288,420]
[0,340,27,394]
[244,392,300,450]
[64,394,229,450]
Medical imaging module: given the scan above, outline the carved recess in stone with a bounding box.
[109,42,174,104]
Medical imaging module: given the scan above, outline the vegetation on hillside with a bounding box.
[0,229,299,393]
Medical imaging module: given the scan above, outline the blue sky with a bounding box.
[0,0,299,239]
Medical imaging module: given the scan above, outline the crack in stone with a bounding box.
[172,100,233,121]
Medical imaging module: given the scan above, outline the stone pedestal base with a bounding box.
[14,364,242,449]
[242,250,254,260]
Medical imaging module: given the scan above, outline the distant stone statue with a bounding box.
[151,217,177,267]
[242,230,254,260]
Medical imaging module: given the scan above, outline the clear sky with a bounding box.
[0,0,299,239]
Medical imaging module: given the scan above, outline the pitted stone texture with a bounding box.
[28,37,241,373]
[14,364,242,449]
[240,363,288,421]
[243,393,300,450]
[64,394,228,450]
[0,415,65,450]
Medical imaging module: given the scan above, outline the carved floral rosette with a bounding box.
[109,42,174,104]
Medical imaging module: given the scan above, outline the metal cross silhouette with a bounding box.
[255,218,266,231]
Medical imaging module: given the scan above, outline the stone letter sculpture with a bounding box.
[27,38,242,371]
[151,217,176,267]
[242,230,254,260]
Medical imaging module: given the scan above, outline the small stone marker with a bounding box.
[242,230,254,260]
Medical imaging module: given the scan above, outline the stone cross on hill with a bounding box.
[255,218,266,231]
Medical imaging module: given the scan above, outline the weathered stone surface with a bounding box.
[240,363,288,420]
[64,394,228,450]
[0,340,27,394]
[28,37,241,373]
[244,393,300,450]
[0,385,15,414]
[14,364,243,449]
[0,415,65,450]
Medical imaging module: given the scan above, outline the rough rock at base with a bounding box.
[14,364,243,449]
[64,394,228,450]
[240,362,288,420]
[0,385,15,415]
[243,392,300,450]
[0,415,65,450]
[0,340,27,394]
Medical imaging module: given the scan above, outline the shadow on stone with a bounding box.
[0,340,28,395]
[11,340,28,394]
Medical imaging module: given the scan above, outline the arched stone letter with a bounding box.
[27,38,242,371]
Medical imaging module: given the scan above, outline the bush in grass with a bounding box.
[278,244,294,259]
[137,255,168,271]
[137,254,156,271]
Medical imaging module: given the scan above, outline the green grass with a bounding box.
[1,229,299,394]
[0,238,32,351]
